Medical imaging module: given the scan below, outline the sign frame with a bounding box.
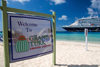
[8,14,53,62]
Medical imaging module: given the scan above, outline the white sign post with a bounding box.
[84,28,88,51]
[8,13,53,62]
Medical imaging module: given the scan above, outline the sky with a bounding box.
[0,0,100,31]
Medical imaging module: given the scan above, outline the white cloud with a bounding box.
[12,0,30,3]
[58,15,67,20]
[91,0,100,10]
[50,9,54,12]
[87,0,100,17]
[51,0,66,5]
[87,8,98,17]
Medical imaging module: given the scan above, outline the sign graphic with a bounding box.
[15,35,29,52]
[8,13,53,62]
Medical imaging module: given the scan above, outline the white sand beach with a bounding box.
[0,41,100,67]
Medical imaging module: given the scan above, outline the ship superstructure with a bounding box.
[62,17,100,32]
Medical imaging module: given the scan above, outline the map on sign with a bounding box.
[8,13,53,62]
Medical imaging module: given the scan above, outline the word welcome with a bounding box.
[18,21,37,27]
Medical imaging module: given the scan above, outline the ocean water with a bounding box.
[0,32,3,41]
[0,31,100,44]
[0,32,3,38]
[56,31,100,44]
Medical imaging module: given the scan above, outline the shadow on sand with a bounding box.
[55,64,99,67]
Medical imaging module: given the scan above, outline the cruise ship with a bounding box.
[62,17,100,32]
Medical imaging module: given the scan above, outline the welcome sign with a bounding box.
[8,13,53,62]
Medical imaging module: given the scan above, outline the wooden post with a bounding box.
[1,0,10,67]
[52,11,56,65]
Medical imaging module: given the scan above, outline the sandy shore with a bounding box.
[0,41,100,67]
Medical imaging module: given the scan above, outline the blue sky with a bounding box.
[0,0,100,31]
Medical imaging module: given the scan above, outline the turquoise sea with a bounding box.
[0,32,3,38]
[56,31,100,44]
[0,32,3,41]
[0,31,100,44]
